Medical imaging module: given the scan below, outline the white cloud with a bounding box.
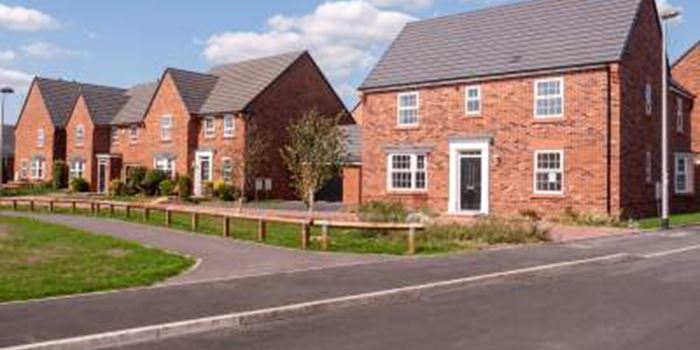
[367,0,434,11]
[0,4,58,31]
[0,50,15,63]
[0,67,33,91]
[20,41,88,59]
[203,1,414,82]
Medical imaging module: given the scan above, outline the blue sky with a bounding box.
[0,0,697,124]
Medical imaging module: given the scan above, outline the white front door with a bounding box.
[97,158,108,194]
[449,139,490,215]
[194,151,213,196]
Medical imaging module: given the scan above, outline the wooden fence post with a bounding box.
[406,226,416,255]
[165,210,172,226]
[125,205,131,218]
[257,218,267,241]
[71,201,77,213]
[143,207,150,221]
[222,216,230,237]
[319,221,330,251]
[191,212,198,231]
[29,200,34,212]
[49,200,54,213]
[109,204,115,216]
[12,199,17,211]
[300,222,311,250]
[95,203,101,215]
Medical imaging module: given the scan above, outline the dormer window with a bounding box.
[397,92,419,126]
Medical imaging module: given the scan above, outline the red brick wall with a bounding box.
[668,91,698,213]
[342,165,362,206]
[65,96,97,189]
[672,43,700,152]
[246,53,348,199]
[14,82,58,182]
[111,124,146,171]
[191,113,246,186]
[360,68,611,217]
[141,73,192,176]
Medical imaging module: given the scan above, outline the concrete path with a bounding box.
[4,225,700,348]
[0,212,394,284]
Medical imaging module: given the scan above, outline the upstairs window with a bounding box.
[37,128,45,147]
[75,125,84,146]
[675,153,693,194]
[387,153,427,191]
[111,126,119,144]
[397,92,419,126]
[204,117,215,138]
[465,85,481,116]
[223,114,235,138]
[534,150,564,194]
[677,97,684,133]
[645,83,653,116]
[129,125,139,143]
[160,115,173,141]
[534,78,564,118]
[222,158,233,181]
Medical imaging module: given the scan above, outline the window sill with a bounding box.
[464,113,482,118]
[395,125,420,131]
[223,135,235,139]
[532,117,565,124]
[387,190,428,196]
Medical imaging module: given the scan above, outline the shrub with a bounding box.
[141,169,168,196]
[421,217,550,247]
[52,161,68,189]
[159,179,175,196]
[109,180,126,196]
[357,201,410,223]
[70,177,90,193]
[126,166,147,194]
[176,175,192,200]
[212,180,226,196]
[203,181,214,197]
[519,209,542,222]
[218,184,240,201]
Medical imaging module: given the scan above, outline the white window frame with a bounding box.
[160,115,173,141]
[223,114,235,138]
[386,153,428,192]
[221,157,233,181]
[465,85,481,116]
[74,125,84,146]
[674,153,694,194]
[677,97,684,133]
[30,159,45,180]
[533,150,565,195]
[645,150,653,184]
[534,77,564,119]
[396,92,420,127]
[37,128,45,147]
[129,124,139,143]
[154,157,176,178]
[204,116,215,139]
[70,160,85,180]
[644,83,653,116]
[111,126,119,144]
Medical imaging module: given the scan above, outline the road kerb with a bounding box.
[1,253,628,350]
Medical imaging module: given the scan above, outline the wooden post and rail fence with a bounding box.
[0,197,425,255]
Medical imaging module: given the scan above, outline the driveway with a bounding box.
[0,212,395,284]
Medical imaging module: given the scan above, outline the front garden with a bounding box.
[0,216,193,302]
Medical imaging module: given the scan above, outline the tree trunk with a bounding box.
[308,189,315,214]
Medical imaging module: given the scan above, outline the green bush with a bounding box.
[126,166,147,194]
[159,179,175,196]
[421,218,550,247]
[141,170,168,196]
[218,184,240,201]
[109,180,126,196]
[357,201,410,223]
[52,161,68,189]
[176,175,192,200]
[70,177,90,193]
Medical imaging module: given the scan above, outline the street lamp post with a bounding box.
[660,9,680,230]
[0,87,14,185]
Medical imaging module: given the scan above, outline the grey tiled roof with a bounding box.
[110,83,158,125]
[168,68,218,113]
[198,51,305,114]
[360,0,642,90]
[80,84,129,125]
[340,124,362,164]
[35,78,82,127]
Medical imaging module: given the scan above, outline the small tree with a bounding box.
[52,161,68,190]
[236,119,269,211]
[281,109,345,212]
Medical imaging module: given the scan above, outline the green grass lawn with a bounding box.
[638,212,700,229]
[0,216,194,302]
[0,202,548,256]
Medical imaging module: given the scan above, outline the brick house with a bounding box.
[673,42,700,152]
[57,51,348,197]
[354,0,697,219]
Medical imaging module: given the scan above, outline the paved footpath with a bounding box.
[2,214,700,348]
[0,212,393,284]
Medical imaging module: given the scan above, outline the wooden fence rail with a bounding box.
[0,197,425,255]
